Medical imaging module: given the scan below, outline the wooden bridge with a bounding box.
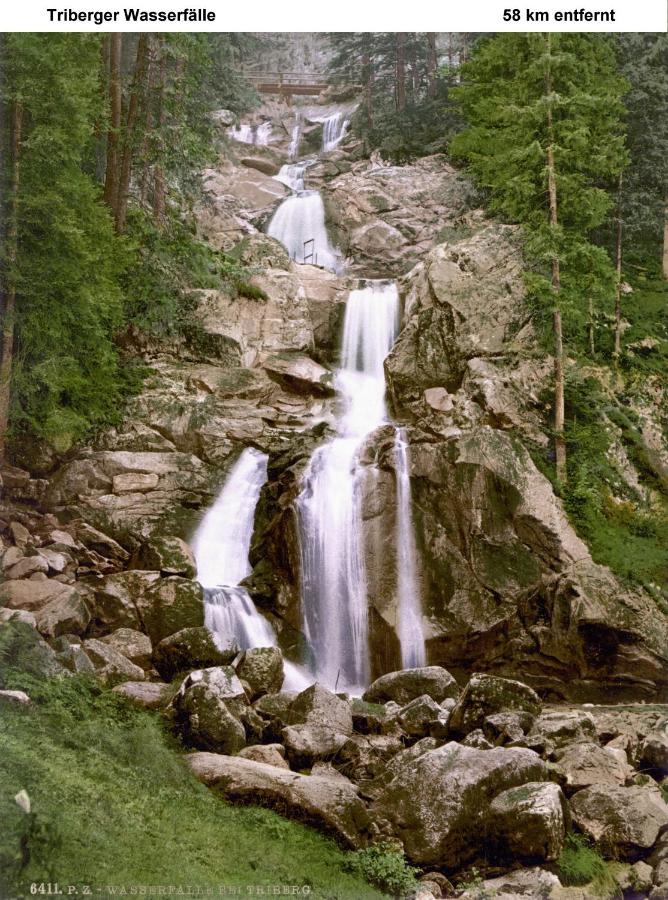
[240,71,339,97]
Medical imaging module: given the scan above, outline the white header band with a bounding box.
[1,0,666,32]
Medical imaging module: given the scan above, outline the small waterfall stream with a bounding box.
[267,190,341,271]
[321,112,349,152]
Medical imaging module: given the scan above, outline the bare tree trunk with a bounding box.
[545,34,566,483]
[411,35,420,100]
[614,172,624,358]
[427,33,437,97]
[663,195,668,280]
[362,50,373,130]
[115,34,149,233]
[0,101,22,465]
[103,33,122,216]
[396,33,406,113]
[152,37,167,223]
[588,295,595,356]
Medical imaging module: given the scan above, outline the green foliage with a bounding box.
[344,843,418,897]
[557,833,606,887]
[457,867,496,899]
[0,672,387,899]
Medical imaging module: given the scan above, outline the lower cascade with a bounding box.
[296,281,426,692]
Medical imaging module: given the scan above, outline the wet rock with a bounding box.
[253,691,298,740]
[237,744,289,770]
[363,666,459,706]
[552,741,632,793]
[488,782,569,863]
[570,783,668,859]
[174,666,247,754]
[112,681,174,710]
[137,576,204,644]
[100,628,152,669]
[281,724,348,769]
[449,673,541,737]
[130,535,196,579]
[187,753,371,848]
[371,741,548,867]
[153,626,234,680]
[237,647,284,700]
[639,723,668,776]
[462,868,561,898]
[289,683,353,735]
[351,698,391,735]
[83,638,146,686]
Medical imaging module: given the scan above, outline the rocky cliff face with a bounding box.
[4,99,667,705]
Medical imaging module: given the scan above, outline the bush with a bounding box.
[557,833,606,886]
[344,842,418,897]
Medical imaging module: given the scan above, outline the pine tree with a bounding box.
[452,33,627,480]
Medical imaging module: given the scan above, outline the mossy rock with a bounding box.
[138,577,204,644]
[153,626,235,680]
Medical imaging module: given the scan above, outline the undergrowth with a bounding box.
[0,669,387,899]
[343,843,418,898]
[556,833,606,886]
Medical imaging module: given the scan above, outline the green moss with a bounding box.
[0,672,387,899]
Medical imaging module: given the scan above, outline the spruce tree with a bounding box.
[452,33,627,480]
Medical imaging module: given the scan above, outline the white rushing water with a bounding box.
[321,112,349,152]
[192,447,311,691]
[267,190,341,271]
[274,162,307,192]
[227,121,272,146]
[297,282,402,692]
[288,115,301,160]
[394,428,426,668]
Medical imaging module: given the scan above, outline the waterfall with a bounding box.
[288,115,301,160]
[394,428,426,668]
[227,121,272,146]
[274,162,307,192]
[296,282,400,692]
[192,447,311,691]
[191,448,273,653]
[267,191,341,272]
[321,112,349,152]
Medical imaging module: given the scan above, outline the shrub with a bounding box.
[557,833,606,886]
[344,842,418,897]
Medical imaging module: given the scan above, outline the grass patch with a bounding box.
[343,843,418,898]
[0,671,387,900]
[557,833,606,887]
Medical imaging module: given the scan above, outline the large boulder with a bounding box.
[112,681,174,710]
[173,666,248,754]
[152,626,234,680]
[187,753,371,848]
[487,782,569,863]
[552,741,632,793]
[89,571,159,634]
[0,578,82,613]
[281,725,349,769]
[639,723,668,776]
[570,783,668,859]
[288,683,353,735]
[237,647,284,700]
[371,741,549,867]
[130,535,196,579]
[394,695,443,739]
[363,667,459,706]
[83,638,146,686]
[137,577,204,644]
[448,674,541,737]
[34,590,91,638]
[0,620,67,684]
[100,628,152,669]
[262,354,335,396]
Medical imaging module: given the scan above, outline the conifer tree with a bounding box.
[452,33,627,480]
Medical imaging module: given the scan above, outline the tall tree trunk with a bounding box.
[0,101,23,465]
[396,33,406,113]
[362,50,373,130]
[152,37,167,223]
[614,172,624,357]
[411,35,420,100]
[426,33,437,97]
[103,33,122,216]
[588,295,595,356]
[545,34,566,483]
[663,195,668,279]
[115,34,149,234]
